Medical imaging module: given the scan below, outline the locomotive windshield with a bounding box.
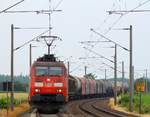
[35,66,62,76]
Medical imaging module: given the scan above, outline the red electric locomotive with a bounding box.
[29,54,68,111]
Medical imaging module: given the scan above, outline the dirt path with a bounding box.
[0,103,29,117]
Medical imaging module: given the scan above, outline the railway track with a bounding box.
[30,108,40,117]
[78,98,138,117]
[19,98,139,117]
[19,108,62,117]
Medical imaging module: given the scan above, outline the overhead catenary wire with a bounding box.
[95,2,116,31]
[0,0,25,14]
[81,1,120,59]
[90,28,129,51]
[104,15,123,34]
[5,0,62,54]
[83,46,114,63]
[104,0,150,34]
[102,62,122,73]
[84,1,120,53]
[69,65,82,73]
[107,0,150,17]
[14,30,50,51]
[3,10,61,14]
[14,27,49,29]
[107,9,150,13]
[53,0,63,10]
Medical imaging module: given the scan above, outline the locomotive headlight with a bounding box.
[35,89,40,93]
[47,78,50,81]
[57,89,62,92]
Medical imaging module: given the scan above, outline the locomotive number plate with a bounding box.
[46,83,52,87]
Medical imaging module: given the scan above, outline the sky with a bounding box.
[0,0,150,79]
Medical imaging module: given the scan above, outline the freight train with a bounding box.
[29,54,114,111]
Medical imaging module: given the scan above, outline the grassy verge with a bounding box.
[120,93,150,114]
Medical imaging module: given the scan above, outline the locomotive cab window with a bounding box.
[36,66,48,76]
[35,66,62,76]
[48,67,62,76]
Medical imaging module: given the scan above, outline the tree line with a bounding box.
[0,74,29,92]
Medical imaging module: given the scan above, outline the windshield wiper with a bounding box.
[49,75,61,77]
[38,73,47,76]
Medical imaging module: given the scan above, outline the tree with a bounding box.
[84,73,97,79]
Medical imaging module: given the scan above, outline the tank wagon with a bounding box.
[29,54,114,111]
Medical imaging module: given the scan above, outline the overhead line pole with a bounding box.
[114,44,117,106]
[67,61,69,101]
[10,24,14,111]
[29,44,32,68]
[105,69,107,81]
[129,25,133,112]
[122,61,125,95]
[145,69,148,93]
[85,66,87,75]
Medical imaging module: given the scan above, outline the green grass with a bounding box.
[120,93,150,114]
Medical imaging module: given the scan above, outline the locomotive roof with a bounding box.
[33,54,65,67]
[33,61,65,67]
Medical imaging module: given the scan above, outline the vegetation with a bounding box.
[120,93,150,114]
[84,73,97,79]
[0,93,28,109]
[0,74,29,92]
[0,74,29,84]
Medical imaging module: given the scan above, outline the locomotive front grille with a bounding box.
[31,94,65,103]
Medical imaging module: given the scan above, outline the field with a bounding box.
[0,92,28,99]
[0,92,29,117]
[0,92,28,108]
[120,93,150,114]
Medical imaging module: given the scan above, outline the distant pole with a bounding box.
[105,69,107,81]
[85,66,87,75]
[122,61,125,94]
[132,66,134,93]
[139,91,142,114]
[29,44,32,68]
[129,25,133,112]
[145,69,148,93]
[67,61,69,101]
[67,61,70,75]
[114,44,117,105]
[10,24,14,111]
[6,78,9,116]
